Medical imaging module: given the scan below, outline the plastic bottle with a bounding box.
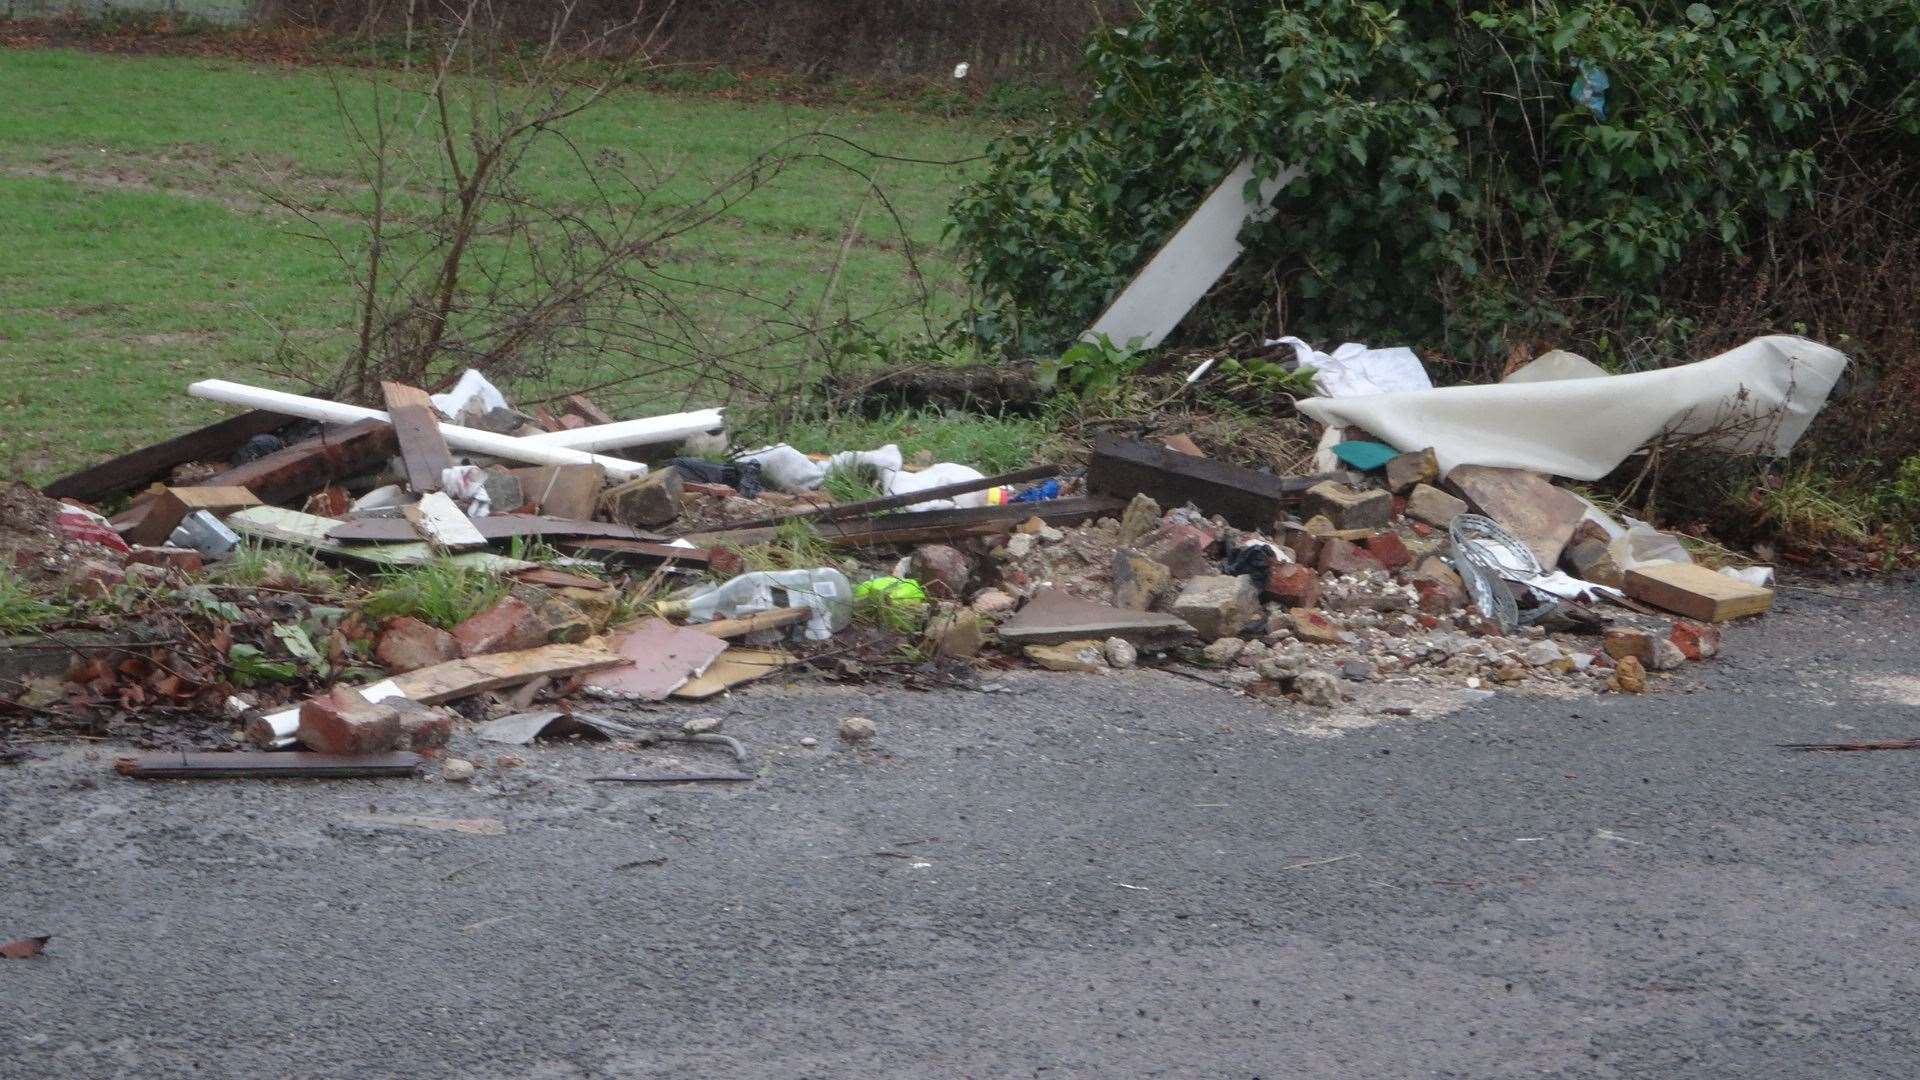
[681,568,853,641]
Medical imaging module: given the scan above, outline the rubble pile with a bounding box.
[3,364,1784,778]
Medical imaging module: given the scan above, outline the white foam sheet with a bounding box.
[1296,335,1848,481]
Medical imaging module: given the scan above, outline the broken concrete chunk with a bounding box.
[1609,655,1648,693]
[1295,669,1343,707]
[375,616,463,673]
[1103,637,1138,669]
[1289,608,1344,644]
[1649,637,1688,671]
[922,605,986,659]
[451,596,551,657]
[1111,548,1172,611]
[1384,448,1439,494]
[1602,627,1655,664]
[1565,537,1625,588]
[1117,493,1163,546]
[1171,575,1261,642]
[1201,637,1246,666]
[599,467,684,528]
[1300,482,1392,531]
[1024,640,1109,673]
[838,716,878,742]
[909,544,972,600]
[996,588,1195,648]
[1404,483,1468,529]
[391,699,455,750]
[1134,521,1216,579]
[1444,465,1585,567]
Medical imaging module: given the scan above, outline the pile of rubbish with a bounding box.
[3,334,1841,778]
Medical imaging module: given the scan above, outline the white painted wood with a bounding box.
[516,409,724,451]
[404,492,488,550]
[187,380,651,478]
[1083,158,1301,351]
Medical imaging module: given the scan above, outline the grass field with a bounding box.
[0,47,998,485]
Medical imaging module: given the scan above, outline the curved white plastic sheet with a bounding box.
[1296,335,1848,481]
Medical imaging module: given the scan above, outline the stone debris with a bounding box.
[837,716,877,743]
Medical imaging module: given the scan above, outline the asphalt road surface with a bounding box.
[4,581,1918,1078]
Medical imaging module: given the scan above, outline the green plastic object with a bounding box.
[856,576,927,605]
[1332,440,1398,471]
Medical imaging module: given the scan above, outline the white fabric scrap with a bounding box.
[880,462,990,511]
[735,444,905,494]
[1271,336,1433,398]
[1297,335,1849,481]
[429,369,510,420]
[441,465,492,518]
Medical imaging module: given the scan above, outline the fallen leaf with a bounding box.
[0,935,50,959]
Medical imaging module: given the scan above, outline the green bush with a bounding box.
[951,1,1920,362]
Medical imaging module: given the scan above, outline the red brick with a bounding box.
[296,686,402,754]
[1136,522,1217,579]
[126,546,204,573]
[451,596,550,657]
[1363,532,1413,570]
[1669,620,1722,661]
[1263,562,1323,608]
[71,558,127,598]
[376,616,463,673]
[1315,537,1386,576]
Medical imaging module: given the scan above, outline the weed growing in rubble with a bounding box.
[360,561,508,630]
[821,467,885,505]
[724,520,841,576]
[214,541,340,594]
[0,571,64,635]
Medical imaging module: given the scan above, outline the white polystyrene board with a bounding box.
[1083,158,1302,351]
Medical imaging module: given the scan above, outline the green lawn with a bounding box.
[0,48,994,484]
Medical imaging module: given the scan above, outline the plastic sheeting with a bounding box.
[1271,337,1432,398]
[1296,335,1848,481]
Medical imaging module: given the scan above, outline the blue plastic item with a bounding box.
[1331,440,1399,472]
[1010,478,1063,503]
[1571,63,1609,120]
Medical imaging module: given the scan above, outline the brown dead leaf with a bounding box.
[0,935,50,959]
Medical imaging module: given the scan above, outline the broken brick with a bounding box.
[1299,482,1392,531]
[392,699,455,751]
[297,687,402,755]
[1316,537,1387,576]
[1135,521,1217,579]
[909,544,973,600]
[1263,562,1322,609]
[125,546,203,573]
[375,617,462,673]
[1362,532,1413,570]
[1669,620,1722,661]
[451,596,551,657]
[1289,608,1344,644]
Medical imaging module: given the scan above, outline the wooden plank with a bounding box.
[380,382,454,493]
[672,647,792,699]
[122,486,263,547]
[403,491,487,551]
[563,393,615,426]
[689,496,1123,550]
[686,607,810,639]
[1086,436,1325,530]
[43,410,287,504]
[327,514,664,544]
[389,642,627,704]
[1623,562,1773,622]
[555,538,715,569]
[226,506,534,572]
[198,419,398,506]
[718,464,1062,530]
[114,751,423,779]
